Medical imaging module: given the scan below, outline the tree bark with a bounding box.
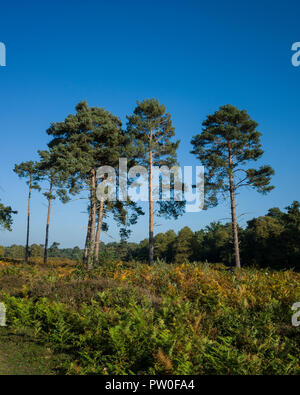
[94,199,104,264]
[87,168,97,270]
[43,182,53,265]
[83,203,92,267]
[25,179,32,263]
[148,132,154,265]
[228,142,241,269]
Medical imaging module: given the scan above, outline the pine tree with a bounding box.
[47,101,133,269]
[126,98,181,264]
[191,104,274,268]
[14,161,41,262]
[37,149,75,264]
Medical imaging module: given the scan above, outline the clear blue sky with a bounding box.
[1,0,300,247]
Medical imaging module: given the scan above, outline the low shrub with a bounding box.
[0,260,299,374]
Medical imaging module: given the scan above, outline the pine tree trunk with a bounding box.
[43,182,53,265]
[229,182,241,269]
[149,136,154,265]
[228,143,241,269]
[87,168,97,270]
[25,179,32,263]
[94,199,104,264]
[83,204,92,267]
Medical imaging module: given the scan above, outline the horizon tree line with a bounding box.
[2,199,300,271]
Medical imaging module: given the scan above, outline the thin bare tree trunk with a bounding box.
[83,204,92,267]
[43,182,53,265]
[228,143,241,269]
[94,199,104,263]
[87,168,97,270]
[25,179,32,263]
[148,134,154,265]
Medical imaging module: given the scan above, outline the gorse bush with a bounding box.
[0,260,299,374]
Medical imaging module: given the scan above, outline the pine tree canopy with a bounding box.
[47,101,127,180]
[126,98,180,167]
[0,201,17,231]
[13,161,41,191]
[191,104,274,206]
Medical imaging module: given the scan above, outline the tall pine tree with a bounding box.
[126,98,182,264]
[37,149,75,264]
[191,104,274,268]
[14,161,41,262]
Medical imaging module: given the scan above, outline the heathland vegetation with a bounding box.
[0,100,299,375]
[0,260,299,374]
